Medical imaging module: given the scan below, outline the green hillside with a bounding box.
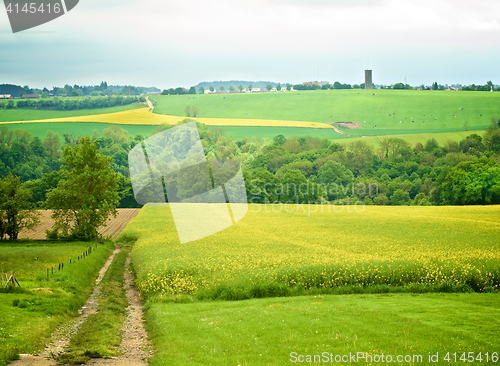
[1,122,158,140]
[151,89,500,130]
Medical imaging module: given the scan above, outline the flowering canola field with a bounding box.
[125,204,500,299]
[3,107,332,129]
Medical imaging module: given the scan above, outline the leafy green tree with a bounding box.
[484,123,500,152]
[266,84,273,91]
[220,86,225,92]
[191,105,200,117]
[273,134,287,146]
[45,137,120,239]
[440,157,500,205]
[188,86,196,94]
[239,85,244,92]
[209,86,215,92]
[390,189,411,205]
[198,87,205,94]
[247,170,280,203]
[185,105,191,117]
[248,84,253,92]
[317,160,354,199]
[460,134,484,155]
[229,86,234,92]
[0,174,40,240]
[393,83,405,89]
[286,84,292,91]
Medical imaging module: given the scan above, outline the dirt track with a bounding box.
[9,248,152,366]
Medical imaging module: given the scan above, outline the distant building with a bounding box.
[303,80,329,87]
[0,94,13,99]
[365,69,373,89]
[22,94,40,98]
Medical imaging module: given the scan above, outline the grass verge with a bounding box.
[144,293,500,366]
[0,240,115,366]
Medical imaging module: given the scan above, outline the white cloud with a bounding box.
[1,0,499,87]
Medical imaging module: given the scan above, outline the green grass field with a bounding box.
[122,205,500,365]
[0,104,142,122]
[346,131,485,148]
[211,125,488,142]
[1,122,158,140]
[150,89,500,130]
[146,293,499,366]
[0,240,115,366]
[210,126,350,140]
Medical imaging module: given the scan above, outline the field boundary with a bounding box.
[0,107,334,129]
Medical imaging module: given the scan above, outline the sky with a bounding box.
[1,0,499,90]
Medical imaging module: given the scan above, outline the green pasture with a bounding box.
[210,126,350,140]
[150,89,500,129]
[1,122,158,140]
[339,124,489,136]
[146,293,500,366]
[0,104,142,122]
[0,240,115,366]
[346,131,485,148]
[210,124,488,142]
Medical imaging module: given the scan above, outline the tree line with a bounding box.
[0,82,160,98]
[1,117,499,240]
[0,95,144,111]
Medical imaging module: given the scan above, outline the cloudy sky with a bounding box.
[1,0,499,89]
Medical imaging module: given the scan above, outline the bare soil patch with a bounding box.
[18,209,141,240]
[331,122,362,129]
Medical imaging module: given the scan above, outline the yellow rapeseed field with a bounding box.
[3,107,333,129]
[124,204,500,299]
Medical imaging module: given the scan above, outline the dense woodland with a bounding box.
[1,117,500,209]
[0,82,160,98]
[0,95,144,111]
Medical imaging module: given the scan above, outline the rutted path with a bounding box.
[332,125,350,136]
[9,246,152,366]
[145,96,154,113]
[87,256,152,366]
